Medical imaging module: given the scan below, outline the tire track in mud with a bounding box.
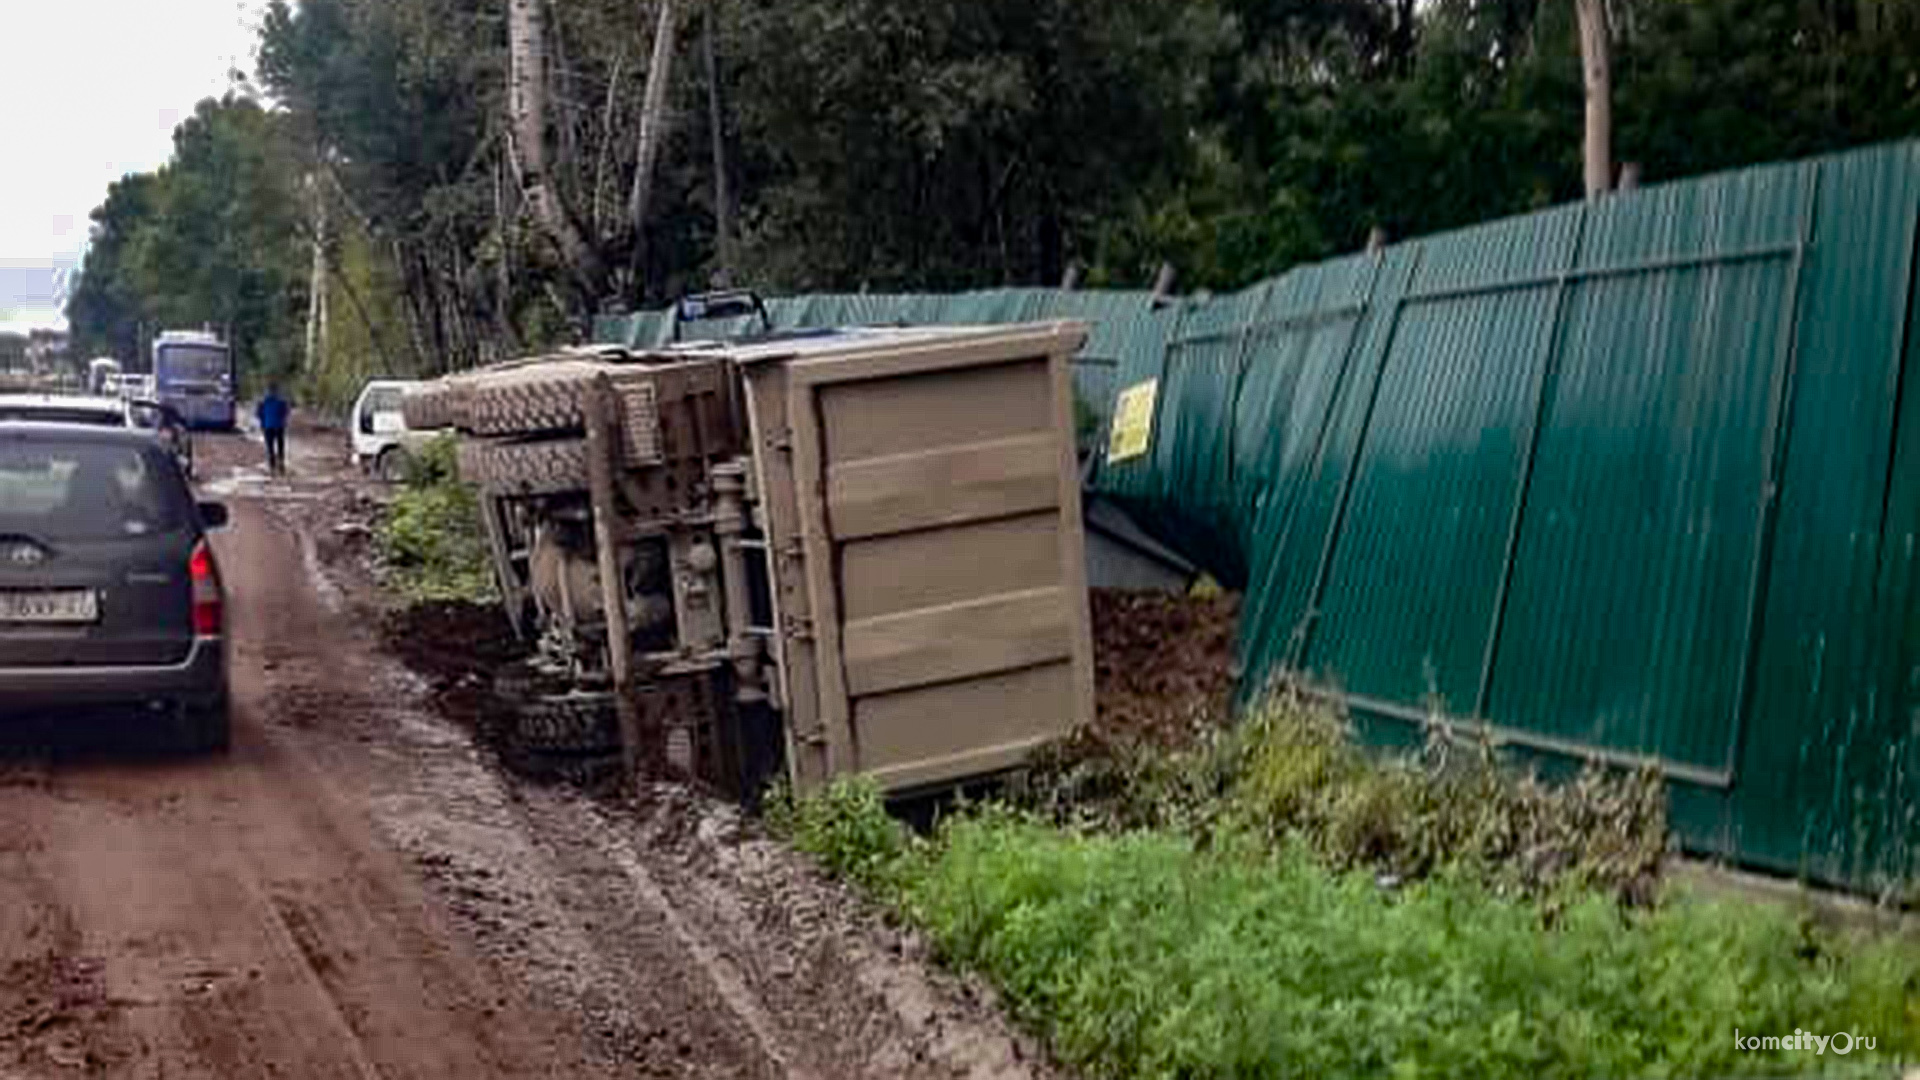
[0,427,1058,1080]
[263,430,1059,1080]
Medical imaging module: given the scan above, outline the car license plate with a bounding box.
[0,589,99,624]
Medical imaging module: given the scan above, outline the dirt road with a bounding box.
[0,427,1050,1080]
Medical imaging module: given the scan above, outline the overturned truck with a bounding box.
[403,319,1096,797]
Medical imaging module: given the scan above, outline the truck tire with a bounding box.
[469,438,590,496]
[466,369,598,437]
[512,693,620,755]
[504,749,625,788]
[402,381,457,430]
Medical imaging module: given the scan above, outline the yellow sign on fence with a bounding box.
[1106,378,1159,464]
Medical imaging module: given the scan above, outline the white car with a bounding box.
[0,393,195,478]
[351,379,444,481]
[0,393,130,426]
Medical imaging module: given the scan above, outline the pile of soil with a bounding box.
[312,491,381,568]
[1089,588,1241,750]
[382,601,522,684]
[380,601,525,734]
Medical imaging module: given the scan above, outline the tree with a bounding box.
[626,0,681,302]
[66,173,161,363]
[509,0,604,299]
[66,96,307,387]
[78,0,1920,385]
[724,0,1235,290]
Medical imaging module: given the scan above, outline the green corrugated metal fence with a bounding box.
[596,140,1920,892]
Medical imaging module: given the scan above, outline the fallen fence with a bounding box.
[596,139,1920,893]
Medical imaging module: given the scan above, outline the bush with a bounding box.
[1020,688,1668,905]
[373,433,498,604]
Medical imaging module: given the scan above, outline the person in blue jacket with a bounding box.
[257,385,291,476]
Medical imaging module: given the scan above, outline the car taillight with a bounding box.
[189,540,223,635]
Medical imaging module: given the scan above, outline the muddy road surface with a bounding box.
[0,427,1052,1080]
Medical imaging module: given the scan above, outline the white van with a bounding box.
[350,379,442,481]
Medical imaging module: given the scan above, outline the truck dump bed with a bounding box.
[734,324,1095,793]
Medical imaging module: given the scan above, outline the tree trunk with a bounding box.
[303,171,328,374]
[509,0,604,294]
[703,5,731,287]
[1576,0,1612,198]
[591,52,627,238]
[627,0,681,304]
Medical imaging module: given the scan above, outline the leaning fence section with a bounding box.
[595,140,1920,893]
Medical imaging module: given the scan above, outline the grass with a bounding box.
[373,433,498,605]
[770,694,1920,1079]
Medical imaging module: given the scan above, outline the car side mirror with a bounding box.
[197,502,230,530]
[360,412,375,434]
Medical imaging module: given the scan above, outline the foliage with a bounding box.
[65,0,1920,379]
[902,816,1920,1079]
[373,434,498,604]
[1227,692,1669,903]
[724,0,1234,291]
[66,96,308,387]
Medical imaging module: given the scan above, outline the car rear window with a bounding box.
[0,439,187,540]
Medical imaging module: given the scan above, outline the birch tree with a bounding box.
[1576,0,1612,197]
[626,0,681,299]
[509,0,604,292]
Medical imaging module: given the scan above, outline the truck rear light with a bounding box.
[189,540,223,635]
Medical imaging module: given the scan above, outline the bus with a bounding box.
[152,330,236,430]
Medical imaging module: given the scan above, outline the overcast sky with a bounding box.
[0,0,271,333]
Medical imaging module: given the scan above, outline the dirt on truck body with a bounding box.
[404,318,1096,796]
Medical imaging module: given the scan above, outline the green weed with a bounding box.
[373,434,498,605]
[903,816,1920,1079]
[771,690,1914,1076]
[764,777,919,897]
